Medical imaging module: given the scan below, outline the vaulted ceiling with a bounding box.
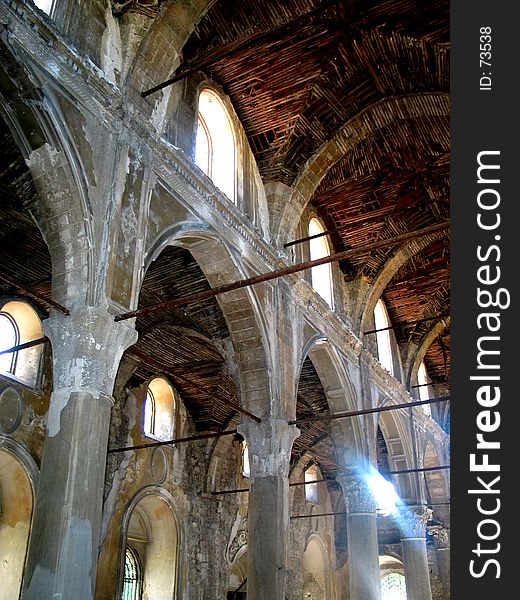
[174,0,450,391]
[0,0,450,488]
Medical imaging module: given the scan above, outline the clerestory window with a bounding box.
[308,218,333,308]
[143,377,176,441]
[417,361,432,416]
[0,300,43,387]
[374,299,394,375]
[304,463,320,504]
[195,89,237,202]
[122,547,143,600]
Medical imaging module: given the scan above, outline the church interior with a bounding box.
[0,1,450,599]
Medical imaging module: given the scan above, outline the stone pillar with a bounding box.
[400,506,433,600]
[238,418,299,600]
[429,526,450,590]
[338,476,381,600]
[22,307,136,600]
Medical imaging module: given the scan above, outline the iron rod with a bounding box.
[291,511,345,519]
[284,223,351,248]
[291,499,451,519]
[115,222,449,322]
[141,0,343,97]
[0,271,69,315]
[107,429,238,454]
[290,396,450,426]
[0,336,48,356]
[211,477,332,496]
[363,314,450,335]
[210,466,449,495]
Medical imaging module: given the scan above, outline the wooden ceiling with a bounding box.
[176,0,450,389]
[1,0,450,484]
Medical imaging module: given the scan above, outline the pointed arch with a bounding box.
[143,224,271,417]
[118,487,184,600]
[272,93,449,246]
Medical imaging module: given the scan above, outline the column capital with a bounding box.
[337,475,377,514]
[400,505,433,539]
[237,418,299,478]
[43,306,137,436]
[428,525,450,549]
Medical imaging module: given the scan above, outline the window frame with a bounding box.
[0,299,44,388]
[122,546,143,600]
[143,377,176,442]
[0,311,20,375]
[308,217,334,309]
[374,299,394,375]
[304,463,320,504]
[195,88,237,203]
[380,571,407,600]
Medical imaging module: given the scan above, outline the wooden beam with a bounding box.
[115,221,450,322]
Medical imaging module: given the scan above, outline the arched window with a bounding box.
[122,547,143,600]
[0,300,43,387]
[33,0,55,15]
[308,218,333,308]
[0,312,18,374]
[241,441,250,479]
[380,572,407,600]
[417,361,432,416]
[143,377,176,441]
[374,299,394,375]
[121,493,180,599]
[195,89,236,202]
[304,463,320,504]
[0,448,34,599]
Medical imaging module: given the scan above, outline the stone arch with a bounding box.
[299,338,363,467]
[143,224,271,417]
[118,486,185,600]
[125,0,218,131]
[0,44,95,308]
[0,436,39,600]
[358,238,449,336]
[303,534,332,600]
[404,318,450,391]
[228,546,248,594]
[422,440,449,507]
[273,93,449,246]
[376,402,418,503]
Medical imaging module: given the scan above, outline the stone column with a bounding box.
[429,526,450,590]
[338,475,381,600]
[22,307,136,600]
[400,506,433,600]
[238,418,299,600]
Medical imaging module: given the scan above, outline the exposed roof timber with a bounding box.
[0,270,69,314]
[116,221,449,322]
[363,314,450,335]
[141,0,345,97]
[126,346,261,422]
